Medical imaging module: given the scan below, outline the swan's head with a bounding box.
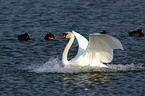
[60,32,74,39]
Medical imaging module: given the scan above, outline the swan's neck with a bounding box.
[62,36,74,65]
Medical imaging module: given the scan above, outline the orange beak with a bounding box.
[60,34,66,38]
[141,31,144,33]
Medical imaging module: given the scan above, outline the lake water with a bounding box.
[0,0,145,96]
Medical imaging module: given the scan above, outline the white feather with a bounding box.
[72,31,88,58]
[70,33,123,67]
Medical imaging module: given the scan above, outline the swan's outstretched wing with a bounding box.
[69,33,123,67]
[72,31,88,57]
[83,33,123,63]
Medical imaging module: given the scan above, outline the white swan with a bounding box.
[60,31,123,68]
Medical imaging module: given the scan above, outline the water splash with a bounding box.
[25,57,145,73]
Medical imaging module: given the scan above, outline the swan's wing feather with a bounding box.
[72,31,88,57]
[82,33,123,63]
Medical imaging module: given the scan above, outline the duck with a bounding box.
[17,33,30,41]
[129,29,144,37]
[44,33,55,40]
[60,31,123,68]
[100,30,107,35]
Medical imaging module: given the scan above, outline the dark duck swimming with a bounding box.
[100,30,107,35]
[17,33,30,41]
[44,33,55,40]
[129,29,144,37]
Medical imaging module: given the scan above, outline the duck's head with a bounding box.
[25,33,30,39]
[137,29,144,34]
[48,33,55,39]
[44,33,55,39]
[100,30,107,35]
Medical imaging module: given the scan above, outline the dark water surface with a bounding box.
[0,0,145,96]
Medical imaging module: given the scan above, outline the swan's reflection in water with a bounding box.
[63,73,113,84]
[62,73,114,95]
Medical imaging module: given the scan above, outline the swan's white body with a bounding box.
[61,31,123,68]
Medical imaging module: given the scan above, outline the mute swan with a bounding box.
[60,31,123,68]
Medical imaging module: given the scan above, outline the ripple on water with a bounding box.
[23,57,145,74]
